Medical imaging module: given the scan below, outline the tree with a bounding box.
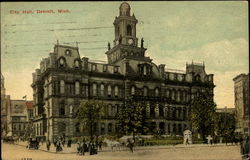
[215,112,236,143]
[190,95,216,141]
[77,100,105,141]
[116,98,148,141]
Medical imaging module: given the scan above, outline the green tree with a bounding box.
[190,95,216,141]
[116,98,148,141]
[215,112,236,143]
[77,100,105,141]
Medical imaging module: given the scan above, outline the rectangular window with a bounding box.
[93,84,97,96]
[75,81,80,95]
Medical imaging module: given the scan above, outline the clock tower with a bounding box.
[105,2,148,65]
[113,2,138,46]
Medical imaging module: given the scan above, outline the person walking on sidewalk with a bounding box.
[46,140,51,151]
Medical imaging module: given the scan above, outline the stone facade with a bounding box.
[233,73,250,135]
[31,2,215,141]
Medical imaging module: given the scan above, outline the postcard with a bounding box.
[1,1,249,160]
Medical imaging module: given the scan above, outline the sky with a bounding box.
[1,1,249,108]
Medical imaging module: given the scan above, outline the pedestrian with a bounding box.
[56,140,62,153]
[98,140,103,151]
[77,140,81,155]
[127,139,134,153]
[67,139,71,148]
[46,140,51,151]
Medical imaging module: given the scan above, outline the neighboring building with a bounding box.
[233,73,250,135]
[1,73,7,136]
[31,2,215,141]
[1,94,34,137]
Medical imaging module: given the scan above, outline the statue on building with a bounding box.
[141,38,144,48]
[108,42,111,50]
[119,35,122,44]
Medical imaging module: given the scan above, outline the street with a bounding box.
[2,142,242,160]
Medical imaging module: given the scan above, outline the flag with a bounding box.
[22,95,27,99]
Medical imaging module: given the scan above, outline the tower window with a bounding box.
[127,25,132,36]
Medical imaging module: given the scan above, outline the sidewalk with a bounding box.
[13,141,239,154]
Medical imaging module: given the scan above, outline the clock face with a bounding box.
[128,38,134,45]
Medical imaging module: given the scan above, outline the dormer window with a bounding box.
[103,65,108,72]
[92,64,97,71]
[114,67,118,73]
[74,60,80,69]
[59,58,65,67]
[195,74,201,81]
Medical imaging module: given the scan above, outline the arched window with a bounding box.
[127,25,132,36]
[143,87,148,96]
[108,84,112,97]
[74,60,80,69]
[60,80,65,94]
[155,88,159,97]
[100,84,104,96]
[75,122,80,133]
[92,83,97,96]
[75,81,80,95]
[114,85,119,97]
[59,58,65,67]
[195,74,201,81]
[131,86,135,95]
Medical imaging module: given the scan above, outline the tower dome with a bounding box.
[119,2,131,16]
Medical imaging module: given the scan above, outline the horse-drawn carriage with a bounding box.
[27,138,39,150]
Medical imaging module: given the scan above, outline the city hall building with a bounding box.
[31,2,215,141]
